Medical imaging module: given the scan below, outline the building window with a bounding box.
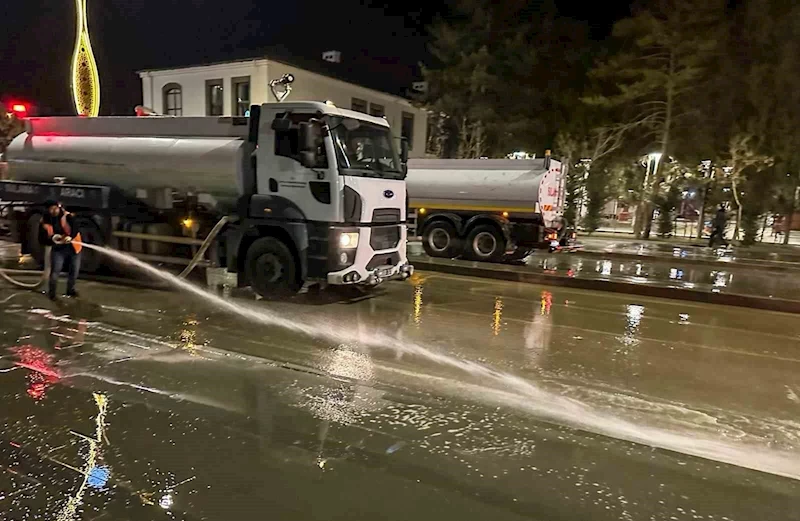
[273,113,328,169]
[369,103,385,118]
[351,98,367,113]
[206,79,224,116]
[401,111,414,150]
[232,76,250,116]
[162,83,182,116]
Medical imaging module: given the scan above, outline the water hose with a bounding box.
[0,216,230,290]
[0,246,50,289]
[177,216,229,278]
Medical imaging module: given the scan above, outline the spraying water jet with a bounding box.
[74,242,800,480]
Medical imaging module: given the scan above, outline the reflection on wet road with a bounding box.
[1,272,800,520]
[528,252,800,300]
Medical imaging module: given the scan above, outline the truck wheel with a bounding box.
[465,225,505,262]
[25,214,45,267]
[75,217,103,273]
[245,237,299,298]
[422,221,459,258]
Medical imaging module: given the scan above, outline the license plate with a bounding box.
[377,268,393,279]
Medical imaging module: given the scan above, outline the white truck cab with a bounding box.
[252,101,413,288]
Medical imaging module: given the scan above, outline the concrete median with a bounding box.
[410,255,800,314]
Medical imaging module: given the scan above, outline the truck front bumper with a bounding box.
[327,224,413,286]
[328,261,414,286]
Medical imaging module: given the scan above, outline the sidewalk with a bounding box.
[586,227,800,249]
[575,237,800,270]
[410,253,800,314]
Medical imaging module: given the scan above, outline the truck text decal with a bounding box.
[60,188,85,198]
[4,184,38,194]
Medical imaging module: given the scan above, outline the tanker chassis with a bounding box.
[406,153,572,262]
[0,101,414,297]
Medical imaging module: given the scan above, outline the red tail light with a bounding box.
[9,103,28,118]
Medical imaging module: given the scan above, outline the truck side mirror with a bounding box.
[400,137,409,164]
[298,122,316,152]
[299,151,316,169]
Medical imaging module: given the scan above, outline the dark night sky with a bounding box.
[1,0,629,116]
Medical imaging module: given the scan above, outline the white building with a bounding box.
[138,55,428,157]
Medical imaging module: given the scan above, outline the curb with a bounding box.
[570,249,800,273]
[411,257,800,315]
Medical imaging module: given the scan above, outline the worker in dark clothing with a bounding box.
[38,200,82,300]
[708,204,728,247]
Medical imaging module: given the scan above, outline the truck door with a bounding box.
[256,110,340,223]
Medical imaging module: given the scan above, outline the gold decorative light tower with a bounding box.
[71,0,100,116]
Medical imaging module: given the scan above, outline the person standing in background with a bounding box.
[708,204,728,247]
[39,200,82,300]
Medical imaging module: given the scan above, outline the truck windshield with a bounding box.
[329,117,403,180]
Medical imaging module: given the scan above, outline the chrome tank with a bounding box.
[5,116,249,208]
[405,158,564,225]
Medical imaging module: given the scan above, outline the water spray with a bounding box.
[4,238,800,479]
[71,242,800,479]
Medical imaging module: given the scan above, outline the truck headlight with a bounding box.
[339,232,359,249]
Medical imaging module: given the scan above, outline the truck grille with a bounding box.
[369,225,400,251]
[372,208,401,223]
[367,252,400,270]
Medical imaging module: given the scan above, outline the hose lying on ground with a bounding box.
[0,245,50,289]
[0,216,230,290]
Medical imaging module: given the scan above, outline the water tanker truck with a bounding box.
[0,99,413,297]
[406,154,571,262]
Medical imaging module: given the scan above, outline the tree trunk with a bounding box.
[696,163,711,239]
[732,175,743,241]
[457,116,469,159]
[643,50,674,240]
[784,179,799,245]
[696,194,706,239]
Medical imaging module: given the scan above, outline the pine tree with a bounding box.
[584,0,727,238]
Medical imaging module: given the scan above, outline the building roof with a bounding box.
[138,45,421,100]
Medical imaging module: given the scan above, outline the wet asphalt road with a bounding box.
[1,272,800,521]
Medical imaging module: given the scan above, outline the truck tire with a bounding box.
[26,213,45,267]
[245,237,299,298]
[75,217,103,273]
[422,221,460,258]
[464,224,505,262]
